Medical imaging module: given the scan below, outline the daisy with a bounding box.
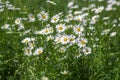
[24,47,32,56]
[90,15,99,24]
[73,25,84,35]
[51,15,60,23]
[83,47,92,55]
[33,47,43,55]
[21,37,35,44]
[28,13,35,22]
[15,18,21,25]
[68,35,76,44]
[18,23,24,31]
[56,24,66,33]
[60,35,69,44]
[77,38,87,48]
[61,70,69,75]
[1,24,10,30]
[41,76,49,80]
[37,11,49,21]
[54,34,61,44]
[46,0,56,5]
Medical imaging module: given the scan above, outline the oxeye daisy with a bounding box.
[77,38,87,48]
[15,18,21,25]
[33,47,43,55]
[56,24,66,33]
[51,15,60,23]
[60,35,69,44]
[28,13,35,22]
[68,35,76,44]
[83,47,91,55]
[37,11,49,21]
[55,34,61,44]
[73,25,84,35]
[22,37,31,44]
[90,15,99,24]
[24,47,32,56]
[1,24,10,30]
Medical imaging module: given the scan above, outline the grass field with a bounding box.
[0,0,120,80]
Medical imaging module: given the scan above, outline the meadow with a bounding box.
[0,0,120,80]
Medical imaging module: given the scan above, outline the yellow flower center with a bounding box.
[70,38,74,41]
[59,26,63,30]
[42,14,46,19]
[38,50,42,54]
[80,41,85,45]
[64,37,68,42]
[45,29,49,33]
[77,28,81,32]
[53,17,57,21]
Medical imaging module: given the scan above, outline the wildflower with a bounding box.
[28,13,35,22]
[46,35,54,41]
[37,11,49,21]
[18,23,24,31]
[60,35,69,44]
[41,76,49,80]
[15,18,21,25]
[61,70,69,75]
[77,38,87,48]
[51,15,60,23]
[110,32,117,37]
[1,24,10,30]
[28,42,35,49]
[83,47,91,55]
[101,29,111,35]
[24,47,32,56]
[21,37,35,44]
[56,24,66,33]
[59,47,67,53]
[46,0,56,5]
[69,35,76,44]
[54,34,61,44]
[73,25,84,35]
[92,6,104,14]
[90,15,99,24]
[33,47,43,55]
[22,38,31,44]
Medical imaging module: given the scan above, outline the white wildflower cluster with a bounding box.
[22,37,43,56]
[0,1,20,12]
[1,0,120,57]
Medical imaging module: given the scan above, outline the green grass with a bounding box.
[0,0,120,80]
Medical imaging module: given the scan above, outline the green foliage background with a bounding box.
[0,0,120,80]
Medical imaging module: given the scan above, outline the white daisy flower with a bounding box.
[61,70,69,75]
[60,35,69,44]
[37,11,49,21]
[18,23,24,31]
[28,13,35,22]
[41,76,49,80]
[73,25,84,35]
[22,37,31,44]
[1,24,10,30]
[56,24,66,33]
[54,34,61,44]
[51,15,60,23]
[110,32,117,37]
[24,47,32,56]
[46,0,56,5]
[90,15,99,24]
[15,18,21,25]
[33,47,43,55]
[77,38,87,48]
[83,47,92,55]
[68,35,76,44]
